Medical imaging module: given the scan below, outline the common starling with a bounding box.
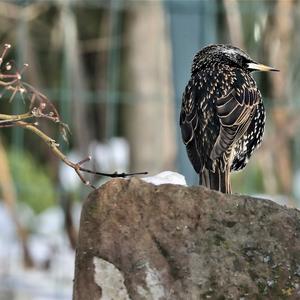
[180,44,278,193]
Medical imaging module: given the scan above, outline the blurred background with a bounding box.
[0,0,299,299]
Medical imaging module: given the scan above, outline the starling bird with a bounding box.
[180,44,278,193]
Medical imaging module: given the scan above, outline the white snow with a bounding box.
[89,137,129,173]
[142,171,187,186]
[59,138,130,191]
[58,151,82,192]
[0,202,77,300]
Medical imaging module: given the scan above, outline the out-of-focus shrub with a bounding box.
[8,149,56,213]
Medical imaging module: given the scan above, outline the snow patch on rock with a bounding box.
[142,171,187,186]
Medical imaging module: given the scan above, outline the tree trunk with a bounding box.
[122,2,176,174]
[265,0,294,196]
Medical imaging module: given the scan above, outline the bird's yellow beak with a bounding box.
[247,62,279,72]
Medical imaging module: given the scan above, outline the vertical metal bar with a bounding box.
[13,1,28,150]
[106,0,122,139]
[58,4,71,153]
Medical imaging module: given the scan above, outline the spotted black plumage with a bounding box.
[180,44,278,193]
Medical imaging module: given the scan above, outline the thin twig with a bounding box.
[0,112,33,123]
[14,121,147,189]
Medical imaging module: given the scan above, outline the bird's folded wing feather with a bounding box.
[180,85,203,173]
[210,85,260,161]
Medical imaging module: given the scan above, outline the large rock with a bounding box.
[73,178,300,299]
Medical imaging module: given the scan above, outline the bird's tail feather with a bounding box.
[200,167,231,194]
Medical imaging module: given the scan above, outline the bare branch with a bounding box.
[0,112,32,123]
[13,121,147,189]
[0,43,148,189]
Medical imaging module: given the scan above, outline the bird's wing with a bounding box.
[230,100,265,171]
[210,72,260,164]
[180,68,260,174]
[180,73,221,173]
[180,81,203,173]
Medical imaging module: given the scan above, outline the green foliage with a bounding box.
[232,161,265,195]
[8,149,56,214]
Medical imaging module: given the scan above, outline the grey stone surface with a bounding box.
[73,178,300,299]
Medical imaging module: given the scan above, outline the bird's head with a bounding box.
[192,44,279,73]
